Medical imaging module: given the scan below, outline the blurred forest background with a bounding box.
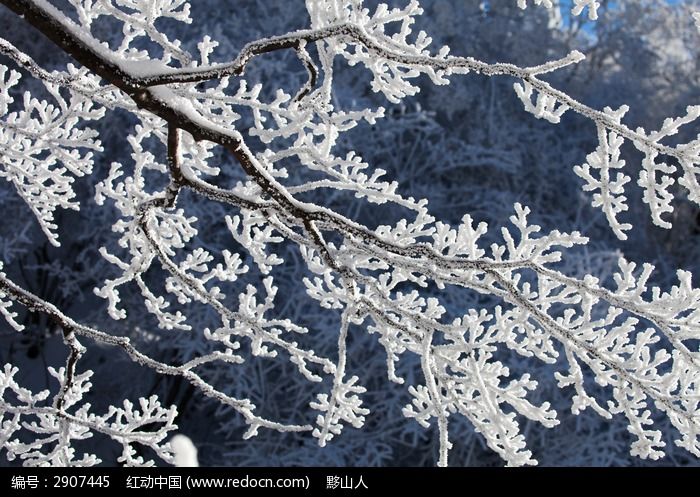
[1,0,699,466]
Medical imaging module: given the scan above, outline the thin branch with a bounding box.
[137,206,336,374]
[0,271,312,435]
[165,123,183,207]
[292,40,318,102]
[0,402,166,443]
[0,37,77,87]
[53,327,84,412]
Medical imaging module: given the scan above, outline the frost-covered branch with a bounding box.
[0,270,313,443]
[5,0,698,238]
[0,0,699,468]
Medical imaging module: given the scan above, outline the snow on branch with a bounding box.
[131,0,698,236]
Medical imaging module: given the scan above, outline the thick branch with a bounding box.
[3,0,690,271]
[0,0,142,93]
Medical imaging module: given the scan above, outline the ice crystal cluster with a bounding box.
[0,0,699,467]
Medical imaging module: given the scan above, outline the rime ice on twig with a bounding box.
[0,66,103,246]
[0,363,178,466]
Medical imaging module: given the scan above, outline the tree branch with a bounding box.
[0,271,311,435]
